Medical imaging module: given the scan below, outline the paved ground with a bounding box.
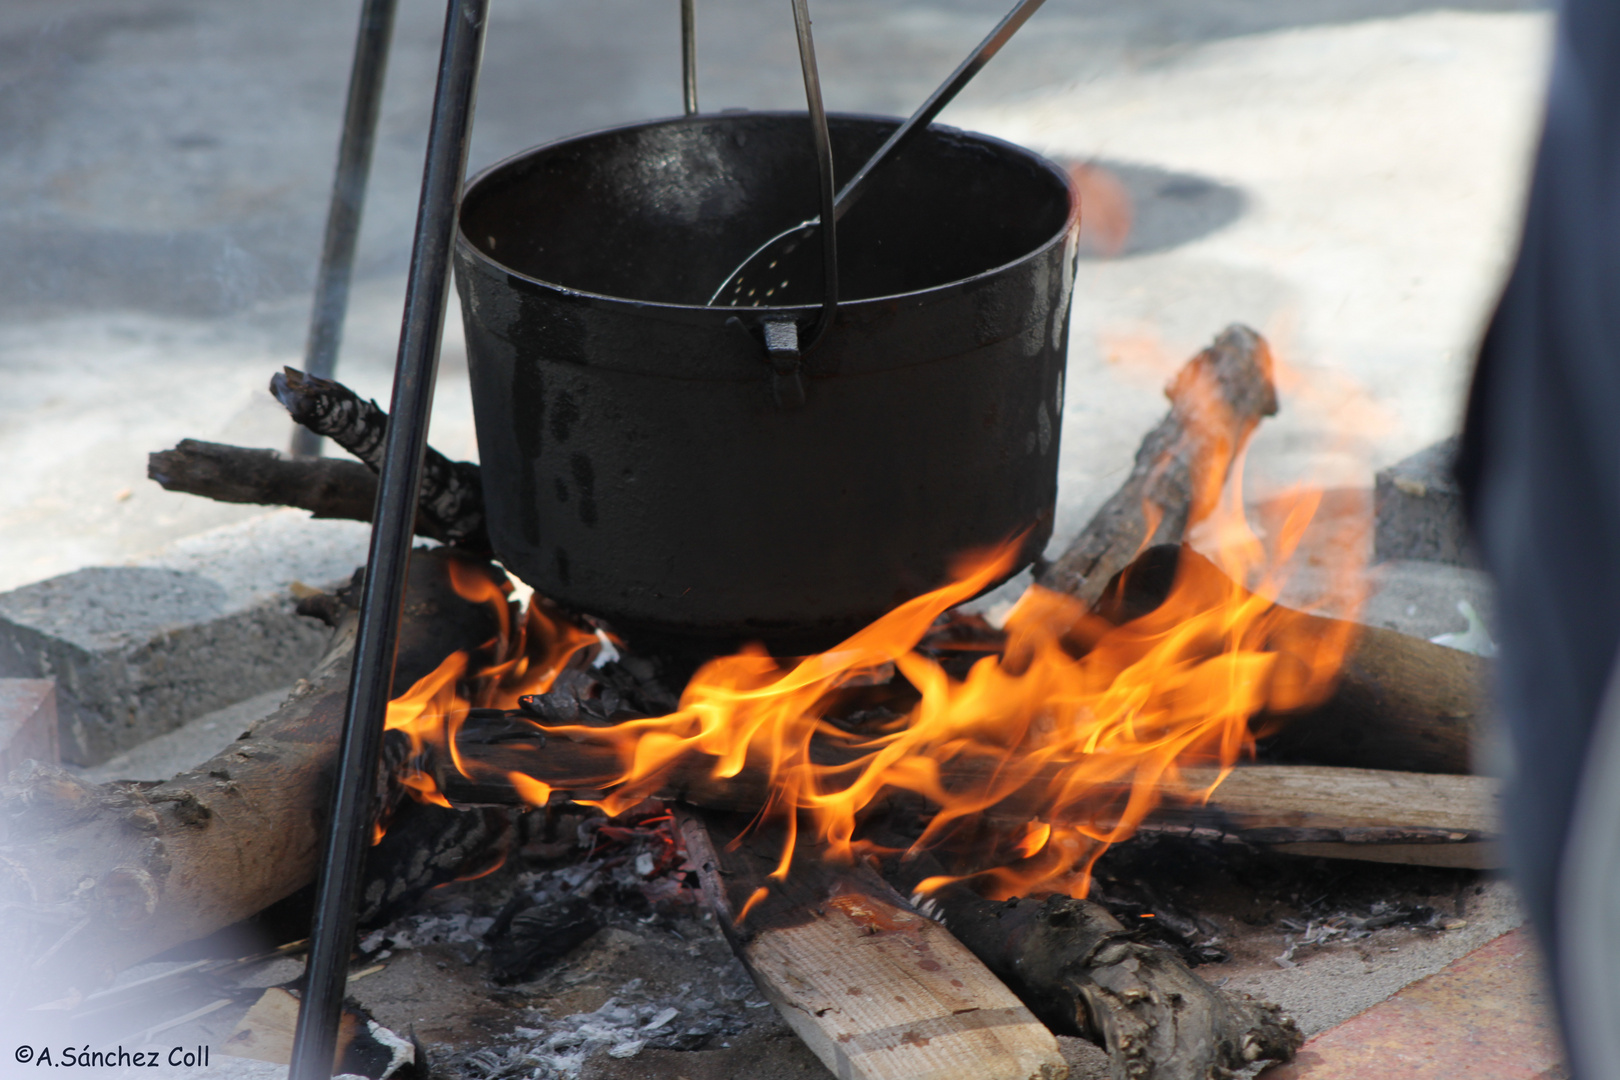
[0,0,1552,591]
[1263,928,1566,1079]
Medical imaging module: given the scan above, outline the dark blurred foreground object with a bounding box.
[1456,0,1620,1074]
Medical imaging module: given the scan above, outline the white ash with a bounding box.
[445,977,752,1080]
[361,912,495,954]
[1272,900,1452,968]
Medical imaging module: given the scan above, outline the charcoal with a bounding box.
[486,895,602,984]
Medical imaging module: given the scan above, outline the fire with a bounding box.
[380,560,597,822]
[384,367,1363,902]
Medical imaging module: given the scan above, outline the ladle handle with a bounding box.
[831,0,1048,223]
[790,0,838,354]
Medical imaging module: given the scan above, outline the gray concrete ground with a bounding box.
[0,0,1550,591]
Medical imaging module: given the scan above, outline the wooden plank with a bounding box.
[1174,765,1497,836]
[1262,841,1502,869]
[678,810,1066,1080]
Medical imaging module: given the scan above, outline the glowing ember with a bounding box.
[381,372,1363,903]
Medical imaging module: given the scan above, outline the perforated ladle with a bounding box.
[708,0,1050,312]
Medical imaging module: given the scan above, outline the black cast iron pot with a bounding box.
[454,111,1078,649]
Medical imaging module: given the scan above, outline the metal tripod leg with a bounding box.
[681,0,699,115]
[291,0,400,460]
[287,0,490,1074]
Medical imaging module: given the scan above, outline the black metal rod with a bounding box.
[291,0,401,460]
[680,0,698,115]
[831,0,1047,221]
[789,0,837,353]
[286,0,489,1074]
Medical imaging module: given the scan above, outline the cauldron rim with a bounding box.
[456,109,1078,315]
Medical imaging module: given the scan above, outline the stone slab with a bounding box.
[1262,928,1566,1079]
[0,510,369,766]
[0,678,57,778]
[1375,436,1476,566]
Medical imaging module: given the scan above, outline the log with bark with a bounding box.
[149,439,379,526]
[1038,324,1278,606]
[0,548,505,1007]
[270,366,489,552]
[439,708,1501,867]
[676,807,1068,1080]
[1094,544,1484,775]
[880,848,1302,1080]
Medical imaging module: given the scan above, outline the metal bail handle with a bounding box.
[681,0,698,115]
[789,0,838,355]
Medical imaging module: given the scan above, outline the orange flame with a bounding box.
[377,560,596,837]
[386,360,1364,902]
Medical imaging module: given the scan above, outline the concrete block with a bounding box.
[0,510,370,766]
[0,678,57,778]
[1374,436,1475,566]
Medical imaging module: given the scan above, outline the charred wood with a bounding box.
[270,367,489,552]
[1039,324,1278,605]
[148,438,484,552]
[486,895,601,985]
[149,439,378,523]
[888,855,1302,1080]
[442,707,1500,868]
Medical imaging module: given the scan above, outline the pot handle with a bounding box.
[727,316,807,410]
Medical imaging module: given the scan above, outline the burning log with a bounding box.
[0,548,505,1004]
[1038,324,1278,606]
[270,366,489,552]
[676,807,1068,1080]
[443,714,1500,868]
[899,874,1301,1080]
[1096,545,1484,775]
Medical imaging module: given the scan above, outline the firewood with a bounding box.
[148,438,486,553]
[0,548,504,1006]
[676,807,1067,1080]
[270,366,489,552]
[1095,544,1483,775]
[442,710,1501,868]
[222,986,413,1078]
[889,862,1302,1080]
[149,439,378,524]
[1038,324,1278,606]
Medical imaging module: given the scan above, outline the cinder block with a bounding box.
[1374,436,1475,566]
[0,679,57,778]
[0,510,370,766]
